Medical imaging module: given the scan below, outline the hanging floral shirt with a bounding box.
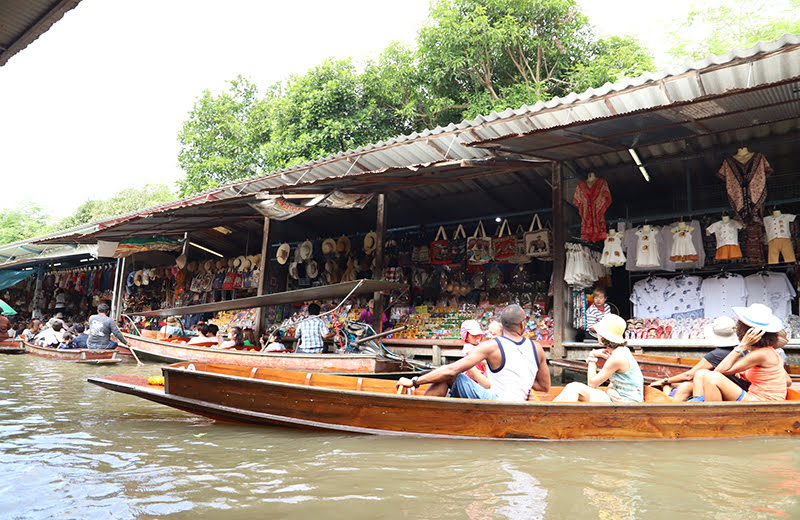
[573,178,612,242]
[717,153,772,224]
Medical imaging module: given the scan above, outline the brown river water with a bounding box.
[1,353,798,520]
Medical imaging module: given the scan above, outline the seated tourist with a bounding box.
[650,316,750,401]
[22,319,42,342]
[57,333,77,349]
[690,304,791,402]
[36,321,64,347]
[71,323,89,349]
[87,304,128,350]
[242,328,259,350]
[160,317,197,338]
[260,330,286,352]
[207,324,221,344]
[220,326,245,349]
[396,305,550,400]
[554,314,643,403]
[295,303,333,354]
[460,319,491,389]
[187,323,217,345]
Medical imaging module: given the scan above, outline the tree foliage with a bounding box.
[53,184,175,230]
[0,202,50,245]
[667,0,800,63]
[176,0,657,195]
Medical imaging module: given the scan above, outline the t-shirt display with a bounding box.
[763,213,796,241]
[699,274,747,320]
[600,231,626,267]
[744,272,796,319]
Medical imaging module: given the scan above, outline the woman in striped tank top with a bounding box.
[553,314,644,403]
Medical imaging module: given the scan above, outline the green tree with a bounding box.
[0,202,51,245]
[53,184,175,231]
[176,0,656,194]
[667,0,800,63]
[177,76,270,195]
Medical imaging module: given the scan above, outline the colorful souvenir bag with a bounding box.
[508,224,532,264]
[448,224,467,263]
[524,213,552,259]
[492,219,516,262]
[467,221,492,265]
[430,226,450,264]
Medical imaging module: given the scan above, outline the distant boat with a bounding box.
[0,338,26,354]
[89,361,800,440]
[23,340,122,364]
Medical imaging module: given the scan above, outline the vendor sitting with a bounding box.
[160,317,197,338]
[295,303,334,353]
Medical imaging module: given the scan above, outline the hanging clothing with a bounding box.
[744,224,766,264]
[662,275,704,317]
[706,218,744,260]
[700,274,746,320]
[634,227,660,268]
[630,276,670,318]
[669,224,699,262]
[573,178,612,242]
[600,233,626,267]
[717,153,772,224]
[744,272,796,319]
[763,213,796,264]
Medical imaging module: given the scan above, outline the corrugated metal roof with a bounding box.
[31,33,800,247]
[0,0,82,66]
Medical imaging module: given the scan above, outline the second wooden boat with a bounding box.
[122,333,406,373]
[23,340,123,364]
[88,361,800,440]
[0,338,26,354]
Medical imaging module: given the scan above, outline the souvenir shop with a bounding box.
[563,144,800,349]
[0,260,117,319]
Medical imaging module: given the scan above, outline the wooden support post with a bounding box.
[373,194,386,332]
[254,217,271,340]
[113,256,127,321]
[551,161,566,362]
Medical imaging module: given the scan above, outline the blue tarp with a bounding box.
[0,269,34,291]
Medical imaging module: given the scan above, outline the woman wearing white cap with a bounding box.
[652,316,751,401]
[690,304,791,402]
[553,314,644,403]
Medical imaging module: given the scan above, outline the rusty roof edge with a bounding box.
[0,0,83,67]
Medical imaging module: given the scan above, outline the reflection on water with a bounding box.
[0,354,798,519]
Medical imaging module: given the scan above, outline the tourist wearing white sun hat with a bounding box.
[690,304,790,402]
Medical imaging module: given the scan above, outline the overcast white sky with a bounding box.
[0,0,695,219]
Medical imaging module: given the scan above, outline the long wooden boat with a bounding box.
[88,361,800,440]
[23,340,122,364]
[0,338,26,354]
[552,353,800,384]
[122,333,405,373]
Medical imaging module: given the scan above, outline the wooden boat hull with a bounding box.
[123,333,404,373]
[23,340,122,364]
[0,338,26,354]
[88,362,800,440]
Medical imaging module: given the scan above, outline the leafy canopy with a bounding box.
[177,0,656,195]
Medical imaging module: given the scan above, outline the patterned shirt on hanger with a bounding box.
[744,272,796,319]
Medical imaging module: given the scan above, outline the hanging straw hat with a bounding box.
[321,238,337,255]
[363,232,377,254]
[590,314,627,344]
[233,256,245,271]
[299,240,314,261]
[141,270,150,286]
[240,256,251,272]
[247,255,259,269]
[133,270,143,286]
[703,316,739,347]
[203,259,213,273]
[175,254,187,269]
[215,259,226,271]
[288,261,299,280]
[276,244,291,265]
[306,260,319,279]
[732,303,783,333]
[336,235,351,255]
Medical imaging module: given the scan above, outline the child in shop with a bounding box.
[585,286,611,339]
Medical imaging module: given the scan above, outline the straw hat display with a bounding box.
[321,238,337,255]
[133,270,144,286]
[336,235,351,255]
[175,253,187,269]
[203,259,214,273]
[299,240,314,261]
[247,255,259,270]
[288,261,299,280]
[276,243,291,265]
[306,260,319,279]
[141,270,150,285]
[363,232,377,254]
[215,259,226,271]
[233,256,246,271]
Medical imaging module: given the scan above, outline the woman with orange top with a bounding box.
[691,304,791,402]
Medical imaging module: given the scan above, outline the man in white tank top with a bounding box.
[397,305,550,401]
